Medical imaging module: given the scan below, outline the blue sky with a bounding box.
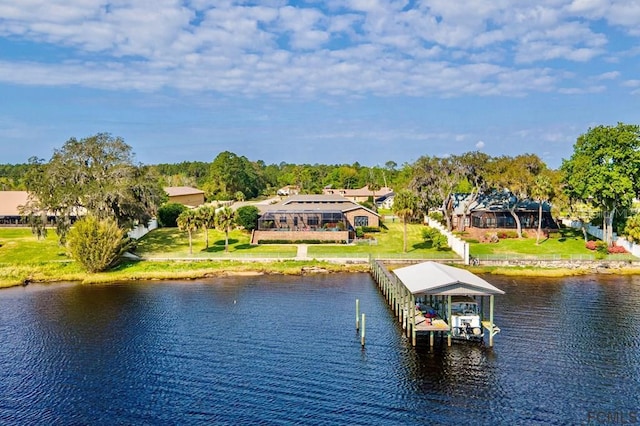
[1,0,639,169]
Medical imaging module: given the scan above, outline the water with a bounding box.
[0,273,639,425]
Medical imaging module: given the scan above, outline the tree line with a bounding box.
[5,122,640,271]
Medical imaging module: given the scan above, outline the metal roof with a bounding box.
[393,261,505,296]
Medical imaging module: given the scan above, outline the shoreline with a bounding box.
[3,258,640,289]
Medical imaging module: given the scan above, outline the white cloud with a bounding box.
[0,1,636,99]
[476,141,485,149]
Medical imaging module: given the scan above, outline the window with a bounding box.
[354,216,369,227]
[307,216,319,226]
[279,215,287,223]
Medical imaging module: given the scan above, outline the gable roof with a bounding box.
[0,191,29,216]
[393,261,505,296]
[259,194,380,216]
[165,186,205,197]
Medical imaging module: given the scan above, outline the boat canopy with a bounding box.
[393,261,505,296]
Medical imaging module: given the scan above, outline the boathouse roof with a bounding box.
[393,261,505,296]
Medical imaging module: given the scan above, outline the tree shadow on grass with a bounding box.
[412,241,434,250]
[213,239,238,246]
[234,243,255,250]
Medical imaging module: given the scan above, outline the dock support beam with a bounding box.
[356,299,360,331]
[447,295,452,347]
[411,294,416,346]
[489,295,495,347]
[361,313,366,347]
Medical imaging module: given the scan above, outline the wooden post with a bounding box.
[489,295,495,347]
[356,299,360,331]
[430,331,434,347]
[447,294,452,347]
[361,313,366,347]
[411,294,416,346]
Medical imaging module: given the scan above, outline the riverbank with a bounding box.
[4,257,640,289]
[0,259,371,288]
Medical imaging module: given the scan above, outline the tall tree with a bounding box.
[562,123,640,245]
[531,173,554,245]
[208,151,265,200]
[23,134,165,243]
[215,206,236,253]
[486,154,545,238]
[410,156,462,230]
[455,151,490,231]
[393,190,419,253]
[367,168,381,212]
[177,209,198,255]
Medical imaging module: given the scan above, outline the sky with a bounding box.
[1,1,639,169]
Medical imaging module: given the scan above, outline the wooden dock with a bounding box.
[369,258,503,347]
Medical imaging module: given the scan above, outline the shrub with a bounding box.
[355,228,364,238]
[585,240,597,250]
[361,226,380,233]
[608,245,627,254]
[67,215,132,273]
[421,226,449,250]
[236,205,260,231]
[595,241,609,257]
[157,203,187,227]
[428,211,445,226]
[497,230,519,239]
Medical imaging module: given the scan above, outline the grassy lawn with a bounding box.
[135,227,297,258]
[468,227,635,260]
[307,222,459,259]
[0,228,70,263]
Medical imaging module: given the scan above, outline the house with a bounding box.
[323,185,394,204]
[375,191,395,209]
[0,191,29,225]
[0,191,86,226]
[252,194,380,243]
[450,192,558,231]
[164,186,205,207]
[276,185,300,196]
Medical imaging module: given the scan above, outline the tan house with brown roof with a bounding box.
[323,185,393,204]
[0,191,29,225]
[165,186,205,207]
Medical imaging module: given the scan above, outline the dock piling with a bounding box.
[361,313,366,347]
[356,299,360,331]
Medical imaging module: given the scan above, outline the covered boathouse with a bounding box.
[370,260,505,347]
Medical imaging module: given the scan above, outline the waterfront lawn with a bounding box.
[468,227,633,259]
[135,227,297,258]
[0,227,69,263]
[307,222,458,259]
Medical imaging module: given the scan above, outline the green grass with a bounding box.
[307,222,458,259]
[135,227,297,258]
[468,228,636,260]
[0,228,70,263]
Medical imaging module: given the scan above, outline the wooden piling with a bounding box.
[356,299,360,331]
[361,313,366,347]
[489,295,495,347]
[447,294,452,347]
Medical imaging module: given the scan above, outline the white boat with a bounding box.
[450,296,484,341]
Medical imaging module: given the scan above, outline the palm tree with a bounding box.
[368,169,381,212]
[393,190,419,253]
[196,205,216,249]
[177,209,198,255]
[215,206,236,252]
[531,174,554,245]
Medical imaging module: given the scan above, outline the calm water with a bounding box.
[1,273,639,425]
